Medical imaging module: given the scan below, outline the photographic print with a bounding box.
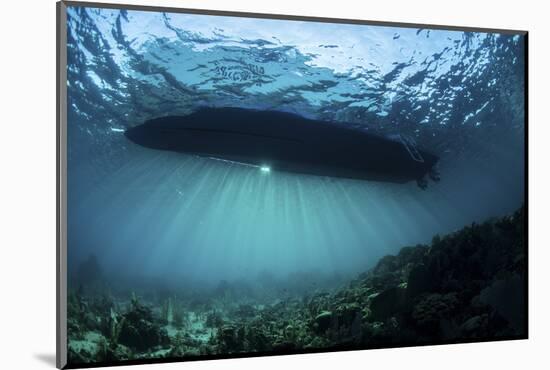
[58,2,527,368]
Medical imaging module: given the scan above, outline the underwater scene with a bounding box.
[65,5,526,367]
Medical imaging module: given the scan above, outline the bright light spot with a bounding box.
[260,166,271,173]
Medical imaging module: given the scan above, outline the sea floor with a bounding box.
[67,207,526,365]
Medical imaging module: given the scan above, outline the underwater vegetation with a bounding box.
[67,206,526,365]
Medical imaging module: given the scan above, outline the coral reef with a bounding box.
[67,207,526,365]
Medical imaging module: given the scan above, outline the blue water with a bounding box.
[66,6,525,288]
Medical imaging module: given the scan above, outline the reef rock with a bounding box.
[118,297,169,351]
[369,286,407,321]
[313,311,333,333]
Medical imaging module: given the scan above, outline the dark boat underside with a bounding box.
[124,107,440,187]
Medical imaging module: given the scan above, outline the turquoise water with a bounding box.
[66,6,525,287]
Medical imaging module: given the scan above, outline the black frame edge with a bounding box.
[61,0,527,35]
[57,1,68,369]
[523,32,530,339]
